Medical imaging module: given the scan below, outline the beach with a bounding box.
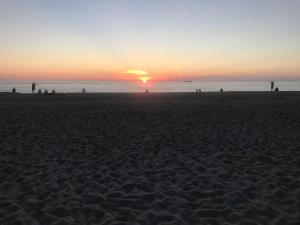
[0,92,299,225]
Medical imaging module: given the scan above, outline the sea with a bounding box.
[0,81,300,93]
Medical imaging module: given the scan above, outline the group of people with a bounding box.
[36,89,56,95]
[12,83,88,94]
[32,82,56,95]
[12,82,56,95]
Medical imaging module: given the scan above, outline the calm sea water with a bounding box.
[0,81,300,93]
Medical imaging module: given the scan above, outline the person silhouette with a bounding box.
[275,87,279,92]
[38,89,42,94]
[44,89,48,95]
[82,88,86,93]
[12,87,16,94]
[51,89,56,95]
[270,81,275,91]
[220,88,223,92]
[32,82,36,94]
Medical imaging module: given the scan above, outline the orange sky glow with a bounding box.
[1,1,300,81]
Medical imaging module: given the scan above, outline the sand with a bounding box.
[0,92,299,225]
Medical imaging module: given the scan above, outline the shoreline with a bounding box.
[1,90,300,94]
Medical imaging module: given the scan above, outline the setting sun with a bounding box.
[125,70,151,83]
[139,76,150,83]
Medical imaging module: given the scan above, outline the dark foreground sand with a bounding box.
[0,92,299,225]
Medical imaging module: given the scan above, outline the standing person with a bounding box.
[270,81,274,91]
[32,82,36,94]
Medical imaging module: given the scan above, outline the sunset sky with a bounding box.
[0,0,300,81]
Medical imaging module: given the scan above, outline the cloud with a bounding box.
[125,70,149,76]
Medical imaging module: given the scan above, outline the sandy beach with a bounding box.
[0,92,299,225]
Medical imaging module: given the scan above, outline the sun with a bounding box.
[139,76,150,83]
[125,70,151,83]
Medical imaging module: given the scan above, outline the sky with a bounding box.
[0,0,300,81]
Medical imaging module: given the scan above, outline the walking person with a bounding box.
[270,81,275,91]
[32,82,36,94]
